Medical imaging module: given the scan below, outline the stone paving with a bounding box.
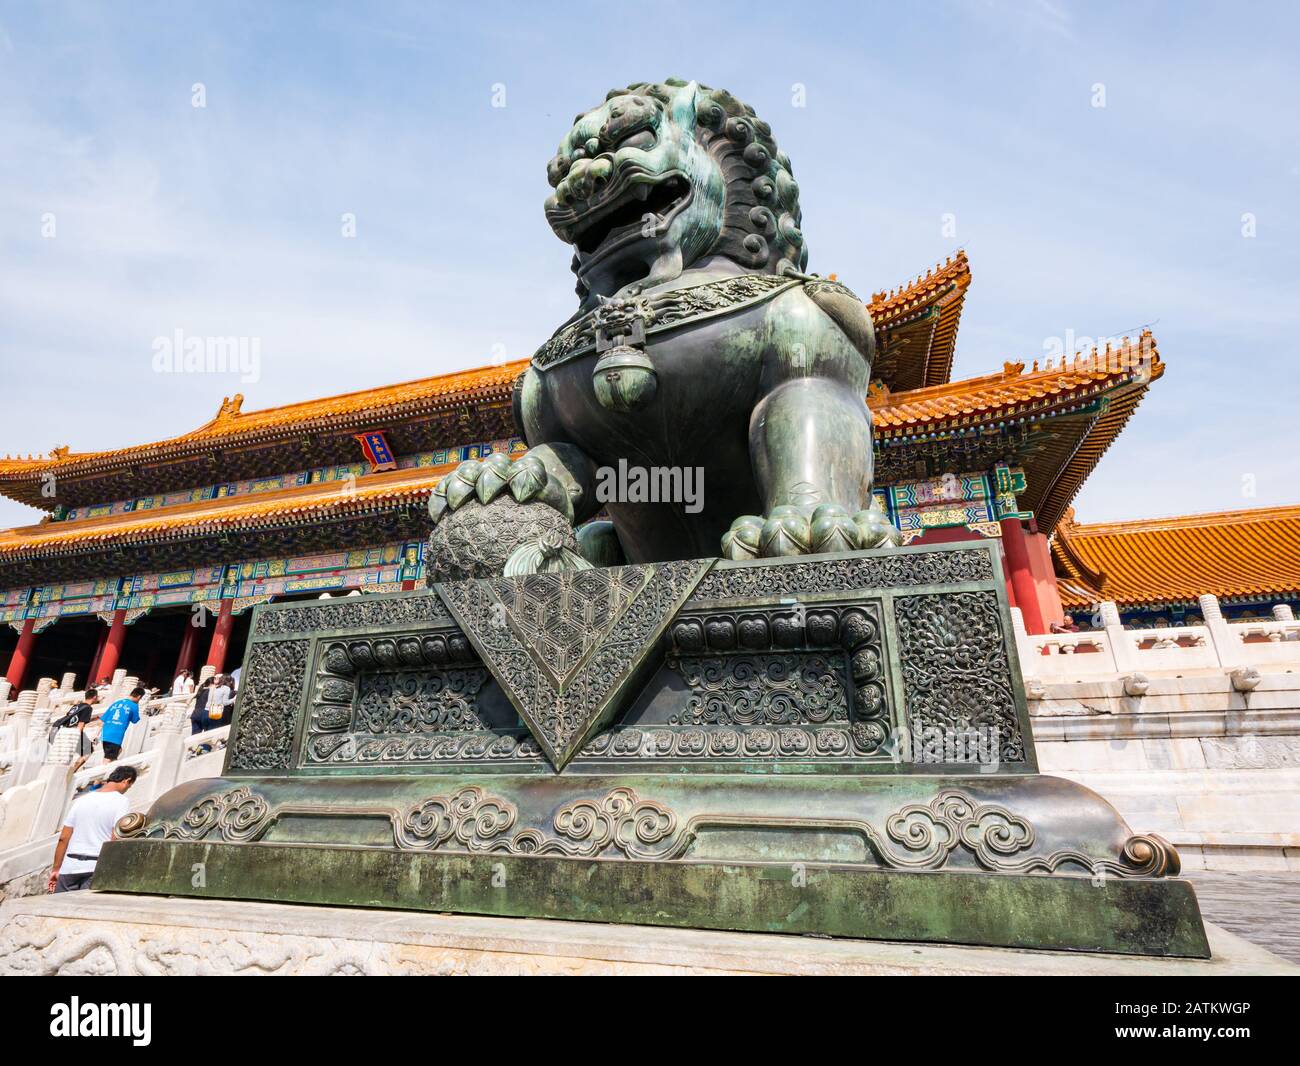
[1187,872,1300,963]
[1,893,1293,975]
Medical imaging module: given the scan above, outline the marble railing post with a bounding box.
[1273,604,1296,622]
[1008,607,1035,669]
[1098,601,1136,673]
[1198,593,1241,668]
[106,670,131,703]
[31,729,80,842]
[11,689,37,729]
[144,709,190,802]
[15,701,61,787]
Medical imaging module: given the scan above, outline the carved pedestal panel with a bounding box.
[96,542,1209,958]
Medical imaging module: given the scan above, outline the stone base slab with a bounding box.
[0,893,1291,976]
[94,838,1209,957]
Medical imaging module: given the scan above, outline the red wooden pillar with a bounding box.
[400,580,416,591]
[1025,528,1065,629]
[205,600,235,673]
[4,619,38,691]
[1000,517,1046,634]
[86,624,110,685]
[174,616,199,678]
[95,609,129,681]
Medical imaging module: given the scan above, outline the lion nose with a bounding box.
[588,157,612,187]
[567,158,594,200]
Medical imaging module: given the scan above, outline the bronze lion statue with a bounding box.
[427,79,897,580]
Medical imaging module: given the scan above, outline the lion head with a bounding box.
[545,79,806,305]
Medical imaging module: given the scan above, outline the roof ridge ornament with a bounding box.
[216,394,244,422]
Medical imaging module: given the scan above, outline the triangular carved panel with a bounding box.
[437,560,711,769]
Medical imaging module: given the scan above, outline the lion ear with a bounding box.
[667,80,700,126]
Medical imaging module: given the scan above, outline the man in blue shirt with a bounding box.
[97,686,145,761]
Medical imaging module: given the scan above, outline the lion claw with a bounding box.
[429,454,550,524]
[721,501,900,559]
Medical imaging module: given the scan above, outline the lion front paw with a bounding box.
[720,501,901,560]
[425,454,585,584]
[428,453,550,523]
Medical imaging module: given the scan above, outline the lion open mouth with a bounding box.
[561,174,691,259]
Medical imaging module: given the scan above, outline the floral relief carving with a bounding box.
[227,641,309,771]
[894,591,1025,764]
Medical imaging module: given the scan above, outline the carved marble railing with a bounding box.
[0,672,215,884]
[1015,597,1300,682]
[179,725,230,784]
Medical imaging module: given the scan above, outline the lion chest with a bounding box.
[539,305,770,467]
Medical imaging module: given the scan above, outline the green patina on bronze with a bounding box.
[94,81,1212,961]
[93,840,1210,959]
[97,540,1210,956]
[428,79,897,571]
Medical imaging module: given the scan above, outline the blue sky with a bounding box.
[1,1,1296,530]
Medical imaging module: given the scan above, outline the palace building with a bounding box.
[1,252,1295,693]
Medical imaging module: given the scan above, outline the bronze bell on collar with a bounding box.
[592,297,657,412]
[593,345,657,412]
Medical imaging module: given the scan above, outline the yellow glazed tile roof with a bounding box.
[868,251,971,390]
[0,464,446,560]
[0,257,973,491]
[870,332,1162,431]
[1054,504,1300,608]
[868,251,970,328]
[0,335,1165,557]
[0,361,528,481]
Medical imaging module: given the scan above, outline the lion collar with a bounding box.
[532,273,858,372]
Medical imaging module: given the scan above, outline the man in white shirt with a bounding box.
[47,765,138,892]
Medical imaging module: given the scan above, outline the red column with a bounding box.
[174,617,199,678]
[4,619,38,691]
[400,579,416,591]
[1000,517,1046,634]
[87,624,110,686]
[1025,530,1065,629]
[95,609,129,681]
[205,600,235,673]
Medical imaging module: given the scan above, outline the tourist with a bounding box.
[46,764,137,892]
[190,676,215,735]
[207,674,235,727]
[49,690,100,774]
[171,668,195,697]
[97,686,145,762]
[230,664,242,692]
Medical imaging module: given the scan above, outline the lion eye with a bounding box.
[610,128,655,152]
